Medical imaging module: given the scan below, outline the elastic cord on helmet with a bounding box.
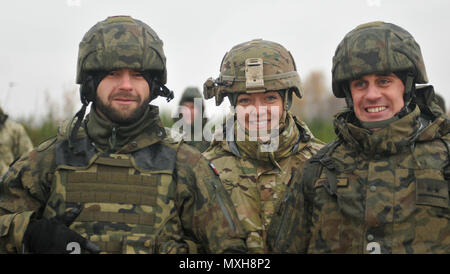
[68,103,88,149]
[342,84,354,109]
[69,73,107,148]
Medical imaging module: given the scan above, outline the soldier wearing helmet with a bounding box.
[0,106,33,177]
[202,39,324,253]
[268,22,450,253]
[173,87,210,152]
[0,16,247,254]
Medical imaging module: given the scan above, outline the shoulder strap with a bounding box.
[306,139,342,196]
[132,141,178,172]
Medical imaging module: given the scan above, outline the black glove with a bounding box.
[22,205,101,254]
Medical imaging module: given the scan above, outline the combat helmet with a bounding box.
[70,16,173,145]
[332,21,428,127]
[203,39,302,109]
[179,87,204,109]
[77,15,173,105]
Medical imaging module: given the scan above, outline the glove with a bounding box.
[22,205,101,254]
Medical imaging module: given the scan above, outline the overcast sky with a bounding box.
[1,0,449,122]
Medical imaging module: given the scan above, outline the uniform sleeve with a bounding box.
[174,144,247,254]
[0,143,55,253]
[266,167,312,253]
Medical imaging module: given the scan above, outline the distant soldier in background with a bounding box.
[174,87,210,152]
[0,106,33,177]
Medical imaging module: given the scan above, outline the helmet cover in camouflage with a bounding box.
[76,15,167,86]
[332,21,428,98]
[204,39,303,105]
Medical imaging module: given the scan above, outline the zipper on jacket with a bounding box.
[274,190,293,249]
[109,126,117,151]
[209,178,236,233]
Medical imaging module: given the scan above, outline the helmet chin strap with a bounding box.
[344,73,416,130]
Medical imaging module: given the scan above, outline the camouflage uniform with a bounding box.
[268,22,450,254]
[0,16,246,254]
[203,39,324,253]
[174,87,210,152]
[0,107,33,177]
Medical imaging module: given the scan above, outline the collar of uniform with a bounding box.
[335,105,424,156]
[232,112,301,164]
[85,105,164,153]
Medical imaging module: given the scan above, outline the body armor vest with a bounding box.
[46,136,180,253]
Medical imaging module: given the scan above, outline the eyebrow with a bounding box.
[352,72,394,81]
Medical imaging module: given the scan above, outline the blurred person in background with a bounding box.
[0,105,33,177]
[173,87,210,152]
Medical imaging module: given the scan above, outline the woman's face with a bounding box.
[235,91,284,133]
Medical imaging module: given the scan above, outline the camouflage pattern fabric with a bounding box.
[0,105,247,254]
[203,39,303,106]
[0,111,33,177]
[332,21,428,98]
[268,86,450,253]
[183,138,210,154]
[77,16,166,85]
[203,113,323,253]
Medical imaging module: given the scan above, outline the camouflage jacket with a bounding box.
[268,86,450,254]
[203,113,323,253]
[0,106,247,254]
[0,117,33,177]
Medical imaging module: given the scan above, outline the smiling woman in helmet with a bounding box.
[203,39,324,254]
[268,22,450,254]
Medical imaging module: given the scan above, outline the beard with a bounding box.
[95,91,150,125]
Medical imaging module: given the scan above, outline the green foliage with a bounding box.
[20,112,58,146]
[306,118,336,144]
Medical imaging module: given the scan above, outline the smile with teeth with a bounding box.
[250,121,268,125]
[366,106,387,113]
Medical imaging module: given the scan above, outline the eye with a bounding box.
[265,95,278,101]
[351,80,366,89]
[377,78,391,86]
[237,97,251,105]
[132,71,145,78]
[107,71,120,77]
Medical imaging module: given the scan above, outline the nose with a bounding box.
[250,99,269,119]
[365,83,382,101]
[118,71,133,91]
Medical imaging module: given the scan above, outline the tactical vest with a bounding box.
[46,136,183,254]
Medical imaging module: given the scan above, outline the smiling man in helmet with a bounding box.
[203,39,324,253]
[0,16,246,254]
[268,21,450,253]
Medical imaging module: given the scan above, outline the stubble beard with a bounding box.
[95,92,150,125]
